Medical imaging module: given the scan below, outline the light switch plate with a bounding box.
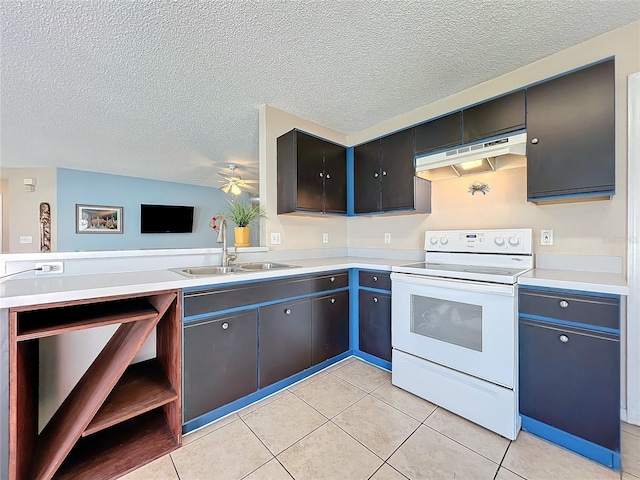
[322,233,329,244]
[19,236,32,244]
[384,233,391,244]
[541,230,554,246]
[270,233,281,245]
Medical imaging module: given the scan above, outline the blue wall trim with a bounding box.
[349,269,359,351]
[183,351,352,433]
[521,415,620,470]
[518,313,620,335]
[519,285,621,300]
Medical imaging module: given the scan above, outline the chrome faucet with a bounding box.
[216,219,237,267]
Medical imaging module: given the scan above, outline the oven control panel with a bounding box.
[425,229,533,254]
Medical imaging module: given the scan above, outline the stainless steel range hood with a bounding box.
[415,132,527,176]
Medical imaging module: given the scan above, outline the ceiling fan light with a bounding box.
[230,183,242,196]
[221,184,231,194]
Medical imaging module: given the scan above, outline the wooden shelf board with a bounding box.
[29,317,161,480]
[53,410,179,480]
[83,359,178,437]
[16,298,159,341]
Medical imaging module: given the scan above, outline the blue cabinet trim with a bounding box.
[521,415,620,470]
[353,350,391,371]
[519,285,620,300]
[183,351,352,434]
[518,313,620,335]
[527,190,615,203]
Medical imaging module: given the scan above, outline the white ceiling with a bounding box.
[1,1,638,188]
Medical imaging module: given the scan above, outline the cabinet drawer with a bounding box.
[359,270,391,291]
[310,271,349,292]
[519,289,619,330]
[184,276,310,317]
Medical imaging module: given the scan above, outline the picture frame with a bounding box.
[76,204,123,234]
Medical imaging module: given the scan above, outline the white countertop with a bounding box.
[0,257,413,309]
[518,268,628,296]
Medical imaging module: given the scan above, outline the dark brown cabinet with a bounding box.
[354,129,431,214]
[462,90,526,144]
[259,298,312,388]
[415,112,462,155]
[183,310,258,422]
[277,129,347,214]
[358,290,392,362]
[518,287,620,466]
[311,291,350,365]
[526,60,615,202]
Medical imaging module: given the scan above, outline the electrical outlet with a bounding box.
[19,236,32,244]
[270,233,281,245]
[541,230,554,246]
[35,261,64,275]
[384,233,391,244]
[322,233,329,244]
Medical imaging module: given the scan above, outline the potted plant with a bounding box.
[222,199,265,247]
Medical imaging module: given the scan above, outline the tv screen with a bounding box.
[140,204,194,233]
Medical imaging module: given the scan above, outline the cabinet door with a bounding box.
[295,131,325,211]
[358,290,392,362]
[259,298,311,388]
[527,60,615,200]
[183,310,258,422]
[381,128,415,211]
[354,139,381,213]
[323,140,347,213]
[414,112,462,154]
[311,291,350,365]
[519,319,619,450]
[462,90,526,144]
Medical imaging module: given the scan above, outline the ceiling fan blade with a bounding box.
[220,184,231,194]
[240,184,259,191]
[239,179,259,184]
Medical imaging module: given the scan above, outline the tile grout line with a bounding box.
[236,414,280,479]
[169,453,181,480]
[369,380,438,423]
[420,421,505,468]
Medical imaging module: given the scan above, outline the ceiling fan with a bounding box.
[217,163,258,196]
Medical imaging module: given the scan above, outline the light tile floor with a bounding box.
[121,358,640,480]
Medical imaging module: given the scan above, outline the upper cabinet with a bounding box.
[414,112,462,155]
[277,129,347,214]
[526,60,615,203]
[462,90,526,144]
[354,129,431,214]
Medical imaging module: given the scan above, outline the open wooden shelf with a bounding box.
[83,359,178,437]
[15,298,160,341]
[9,290,182,480]
[54,410,178,480]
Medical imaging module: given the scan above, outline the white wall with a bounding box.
[2,167,58,253]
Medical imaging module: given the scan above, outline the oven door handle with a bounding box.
[390,272,515,296]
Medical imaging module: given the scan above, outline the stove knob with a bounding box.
[509,236,520,246]
[494,237,505,246]
[440,237,448,245]
[430,237,438,245]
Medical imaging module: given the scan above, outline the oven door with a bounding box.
[391,272,516,388]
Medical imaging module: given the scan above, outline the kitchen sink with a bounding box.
[170,262,298,278]
[171,266,241,277]
[237,262,298,270]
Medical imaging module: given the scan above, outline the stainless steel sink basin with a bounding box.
[238,262,298,271]
[170,262,298,278]
[171,266,241,277]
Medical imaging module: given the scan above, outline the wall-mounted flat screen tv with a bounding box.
[141,204,194,233]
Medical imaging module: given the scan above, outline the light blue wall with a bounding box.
[56,168,245,251]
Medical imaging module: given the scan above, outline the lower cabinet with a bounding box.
[518,287,621,468]
[311,290,350,365]
[359,290,392,362]
[259,298,312,388]
[183,310,258,422]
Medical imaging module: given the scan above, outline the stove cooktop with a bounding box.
[392,261,532,284]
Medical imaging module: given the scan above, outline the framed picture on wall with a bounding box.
[76,204,123,234]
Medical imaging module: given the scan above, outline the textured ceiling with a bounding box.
[1,1,638,187]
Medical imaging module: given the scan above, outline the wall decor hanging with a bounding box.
[76,204,123,233]
[39,202,51,251]
[468,181,490,195]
